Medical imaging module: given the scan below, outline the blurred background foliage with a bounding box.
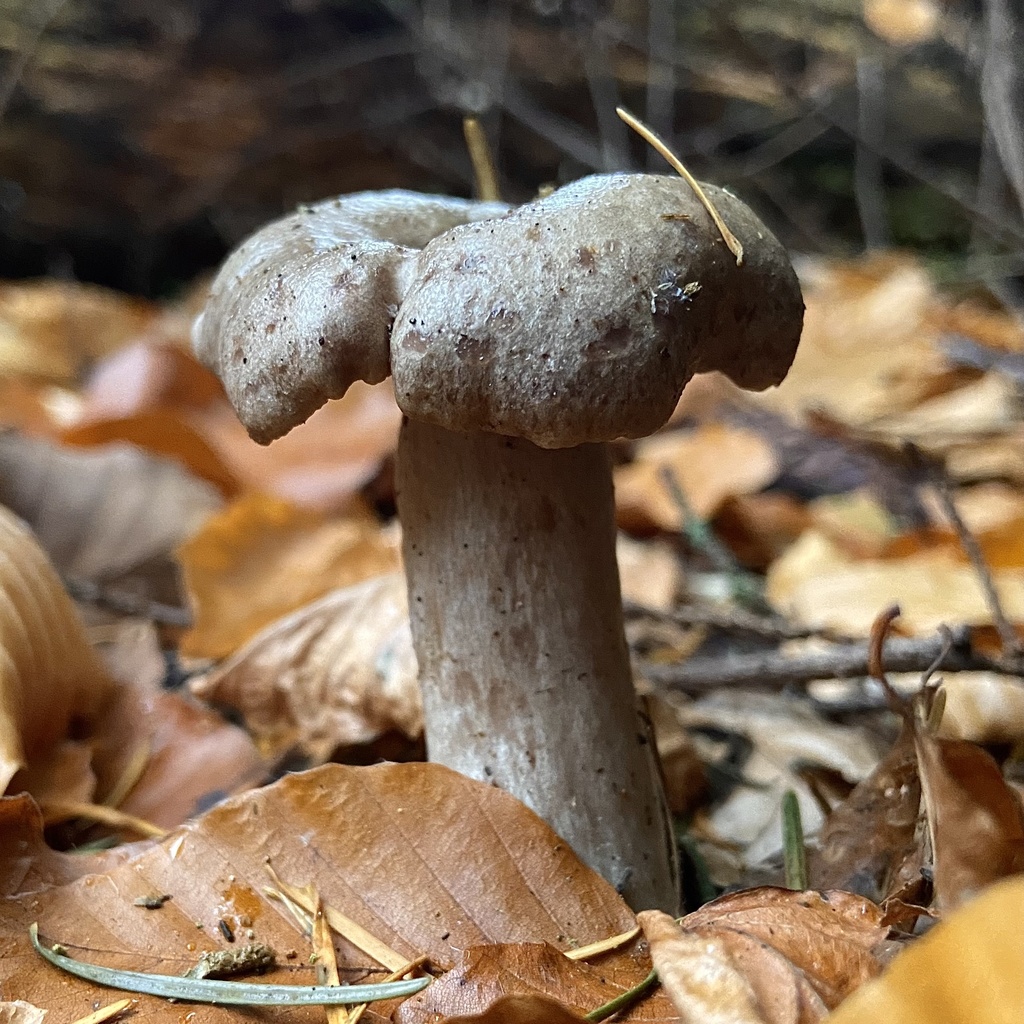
[0,0,1019,298]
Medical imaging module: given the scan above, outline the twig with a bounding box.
[656,466,772,615]
[40,802,166,839]
[62,575,192,628]
[623,600,846,642]
[854,56,890,250]
[640,626,1022,694]
[910,446,1023,658]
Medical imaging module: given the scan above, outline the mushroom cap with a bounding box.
[193,190,509,444]
[390,173,803,448]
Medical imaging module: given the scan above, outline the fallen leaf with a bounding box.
[865,373,1019,448]
[0,281,155,383]
[711,493,810,572]
[753,257,939,426]
[617,536,682,611]
[615,423,779,532]
[0,432,221,584]
[642,887,885,1024]
[441,994,587,1024]
[863,0,940,45]
[825,876,1024,1024]
[80,340,225,419]
[937,673,1024,744]
[178,494,400,660]
[398,943,676,1023]
[0,505,115,791]
[0,763,637,1021]
[191,573,419,760]
[0,1001,46,1024]
[673,692,880,867]
[0,793,124,893]
[193,380,402,510]
[915,729,1024,909]
[810,721,921,901]
[766,529,1024,634]
[61,410,240,497]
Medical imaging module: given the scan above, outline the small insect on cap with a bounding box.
[192,190,509,445]
[391,173,804,449]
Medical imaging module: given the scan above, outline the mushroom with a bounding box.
[194,176,803,912]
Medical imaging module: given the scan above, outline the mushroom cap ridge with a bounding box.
[193,189,509,445]
[391,173,804,449]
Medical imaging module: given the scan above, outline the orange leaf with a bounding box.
[0,763,637,1021]
[178,493,400,659]
[62,410,240,497]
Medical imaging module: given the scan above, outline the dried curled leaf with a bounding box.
[191,573,419,759]
[641,887,886,1024]
[0,1001,47,1024]
[0,506,115,790]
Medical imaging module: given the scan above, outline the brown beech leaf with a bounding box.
[0,794,114,893]
[0,432,221,583]
[751,256,940,426]
[80,340,225,419]
[915,729,1024,910]
[192,573,419,760]
[397,943,676,1023]
[443,994,587,1024]
[641,888,886,1024]
[61,410,241,497]
[0,506,115,791]
[826,876,1024,1024]
[0,763,636,1023]
[178,493,400,659]
[89,621,266,829]
[767,529,1024,634]
[810,721,921,901]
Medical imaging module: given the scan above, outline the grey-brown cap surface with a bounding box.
[193,190,509,445]
[390,173,803,448]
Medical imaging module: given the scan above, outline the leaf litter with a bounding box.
[1,231,1024,1022]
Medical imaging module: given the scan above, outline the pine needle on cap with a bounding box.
[616,106,744,265]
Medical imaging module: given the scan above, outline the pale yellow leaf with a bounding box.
[826,877,1024,1024]
[0,1001,47,1024]
[0,506,115,791]
[190,573,419,759]
[642,911,764,1024]
[766,529,1024,634]
[938,673,1024,744]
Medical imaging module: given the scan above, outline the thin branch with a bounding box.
[854,56,890,250]
[623,600,846,642]
[909,445,1023,658]
[640,627,1022,694]
[656,465,770,614]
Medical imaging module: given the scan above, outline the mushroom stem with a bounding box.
[395,418,679,911]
